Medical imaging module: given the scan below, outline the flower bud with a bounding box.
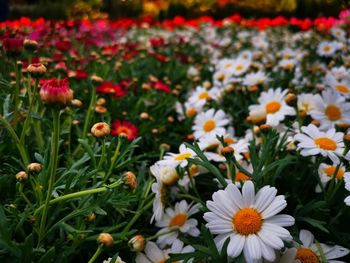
[159,143,170,152]
[221,146,234,156]
[123,171,137,191]
[128,235,145,252]
[27,63,47,77]
[140,112,149,120]
[91,122,110,138]
[39,78,73,108]
[27,163,42,173]
[284,93,297,106]
[98,233,114,247]
[86,213,96,222]
[24,39,39,51]
[71,99,83,108]
[96,98,106,106]
[95,105,107,114]
[16,171,28,182]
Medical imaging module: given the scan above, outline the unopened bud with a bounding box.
[27,163,42,173]
[98,233,114,247]
[91,122,110,138]
[71,99,83,108]
[27,63,47,77]
[128,235,145,252]
[16,171,28,182]
[123,171,137,191]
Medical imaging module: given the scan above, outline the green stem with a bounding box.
[0,115,29,166]
[20,79,38,144]
[87,245,103,263]
[103,138,122,184]
[73,83,96,156]
[33,106,44,151]
[34,179,123,216]
[18,184,33,208]
[38,110,60,245]
[13,62,21,117]
[122,198,153,233]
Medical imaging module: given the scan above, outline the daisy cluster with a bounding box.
[144,19,350,263]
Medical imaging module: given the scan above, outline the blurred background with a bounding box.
[0,0,348,21]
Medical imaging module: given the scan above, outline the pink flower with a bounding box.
[39,78,73,107]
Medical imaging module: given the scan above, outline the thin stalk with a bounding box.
[0,115,29,165]
[34,179,123,216]
[13,62,21,117]
[37,110,60,245]
[103,138,122,184]
[87,245,103,263]
[20,79,38,143]
[18,184,33,208]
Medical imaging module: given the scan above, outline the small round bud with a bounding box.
[123,171,137,191]
[95,105,107,114]
[344,134,350,147]
[96,98,106,106]
[72,120,80,125]
[91,75,104,84]
[159,143,170,152]
[186,108,197,118]
[140,112,149,120]
[27,163,42,173]
[285,93,297,106]
[86,213,96,222]
[91,122,110,138]
[186,134,195,141]
[24,39,38,51]
[71,99,83,108]
[167,116,174,123]
[259,124,272,132]
[152,128,158,134]
[98,233,114,247]
[247,85,258,92]
[128,235,145,252]
[27,63,47,77]
[16,171,28,182]
[202,81,211,89]
[221,146,234,156]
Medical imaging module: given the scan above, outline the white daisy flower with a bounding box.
[316,163,347,192]
[249,88,296,127]
[279,229,349,263]
[239,50,253,61]
[204,181,295,262]
[230,58,251,76]
[151,176,167,223]
[294,124,347,164]
[243,71,267,86]
[325,72,350,98]
[160,144,197,168]
[103,257,125,263]
[193,109,230,139]
[136,240,194,263]
[213,68,234,87]
[151,163,179,186]
[155,200,200,247]
[310,90,350,130]
[297,93,318,116]
[279,59,297,70]
[317,41,341,57]
[331,27,346,41]
[188,86,221,108]
[344,173,350,206]
[330,66,349,81]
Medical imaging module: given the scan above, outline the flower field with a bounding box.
[2,11,350,263]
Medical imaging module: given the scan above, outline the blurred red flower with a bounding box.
[111,120,138,140]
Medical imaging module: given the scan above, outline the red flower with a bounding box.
[152,81,171,93]
[2,37,24,54]
[96,81,126,98]
[39,78,73,108]
[111,120,138,140]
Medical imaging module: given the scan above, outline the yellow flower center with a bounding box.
[235,65,243,71]
[217,73,226,81]
[235,171,250,182]
[224,137,236,145]
[186,108,197,117]
[324,166,344,179]
[198,91,209,100]
[323,46,331,52]
[225,63,232,68]
[169,213,187,227]
[232,208,262,235]
[203,119,216,132]
[175,152,191,161]
[336,84,349,93]
[314,137,337,151]
[325,105,341,121]
[295,248,320,263]
[265,101,281,114]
